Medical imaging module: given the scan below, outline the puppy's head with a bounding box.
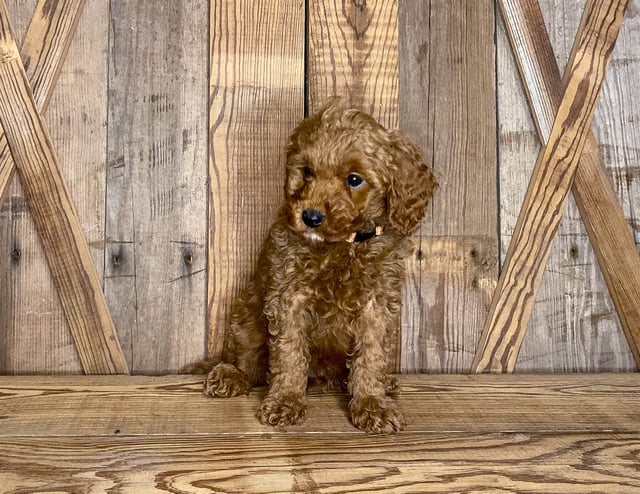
[284,97,437,242]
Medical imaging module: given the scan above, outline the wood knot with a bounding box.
[0,44,18,64]
[344,0,372,40]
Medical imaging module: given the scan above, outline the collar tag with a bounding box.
[348,225,384,243]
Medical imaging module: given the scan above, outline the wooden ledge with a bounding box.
[1,374,639,491]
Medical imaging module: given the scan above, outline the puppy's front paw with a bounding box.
[203,362,250,398]
[350,396,406,434]
[257,393,307,428]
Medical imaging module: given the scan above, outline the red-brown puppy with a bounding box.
[198,97,437,433]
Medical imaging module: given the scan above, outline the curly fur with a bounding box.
[196,97,437,433]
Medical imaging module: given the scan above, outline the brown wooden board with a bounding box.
[498,0,639,372]
[496,0,640,371]
[1,374,640,492]
[0,0,108,374]
[2,433,640,493]
[398,0,498,372]
[207,0,305,360]
[473,0,629,373]
[1,374,639,436]
[307,0,399,119]
[0,0,126,374]
[106,0,209,373]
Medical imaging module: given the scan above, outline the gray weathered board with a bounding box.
[498,0,639,372]
[0,0,638,374]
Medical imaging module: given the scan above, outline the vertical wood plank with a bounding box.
[106,0,209,374]
[307,0,398,120]
[399,0,498,372]
[0,0,38,373]
[207,1,305,360]
[497,0,637,371]
[472,0,629,373]
[0,0,111,374]
[307,0,401,369]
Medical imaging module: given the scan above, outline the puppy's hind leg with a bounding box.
[204,285,269,398]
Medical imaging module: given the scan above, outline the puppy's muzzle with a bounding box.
[302,209,324,228]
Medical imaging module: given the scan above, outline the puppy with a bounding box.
[199,97,437,433]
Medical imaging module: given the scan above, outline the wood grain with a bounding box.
[207,0,304,360]
[1,433,640,493]
[496,0,637,373]
[106,0,209,373]
[399,1,498,372]
[0,0,86,204]
[0,0,93,374]
[307,0,398,120]
[0,0,127,374]
[473,0,629,373]
[1,374,639,436]
[0,374,639,492]
[497,0,640,371]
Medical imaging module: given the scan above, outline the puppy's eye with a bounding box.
[303,166,314,180]
[346,173,365,190]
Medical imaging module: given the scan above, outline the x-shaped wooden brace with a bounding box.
[473,0,640,372]
[0,0,128,374]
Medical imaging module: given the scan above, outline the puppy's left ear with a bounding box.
[386,130,438,236]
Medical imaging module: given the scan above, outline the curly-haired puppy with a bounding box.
[198,97,437,433]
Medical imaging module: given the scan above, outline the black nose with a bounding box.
[302,209,324,228]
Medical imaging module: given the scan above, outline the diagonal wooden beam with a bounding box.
[495,0,640,367]
[0,0,128,374]
[0,0,85,205]
[472,0,629,373]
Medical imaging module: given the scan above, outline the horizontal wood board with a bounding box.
[1,374,639,492]
[1,374,639,436]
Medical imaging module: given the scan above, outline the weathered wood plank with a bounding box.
[1,373,640,493]
[307,0,402,369]
[496,0,634,373]
[207,1,305,360]
[601,0,640,251]
[307,0,398,119]
[497,0,639,372]
[0,0,127,374]
[473,0,629,373]
[106,0,209,373]
[399,0,498,372]
[0,0,99,374]
[1,374,639,436]
[1,433,640,493]
[0,0,88,203]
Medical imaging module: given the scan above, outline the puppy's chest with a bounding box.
[289,242,400,311]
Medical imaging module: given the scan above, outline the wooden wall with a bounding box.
[0,0,638,374]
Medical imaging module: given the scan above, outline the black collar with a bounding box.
[351,225,384,243]
[353,229,378,243]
